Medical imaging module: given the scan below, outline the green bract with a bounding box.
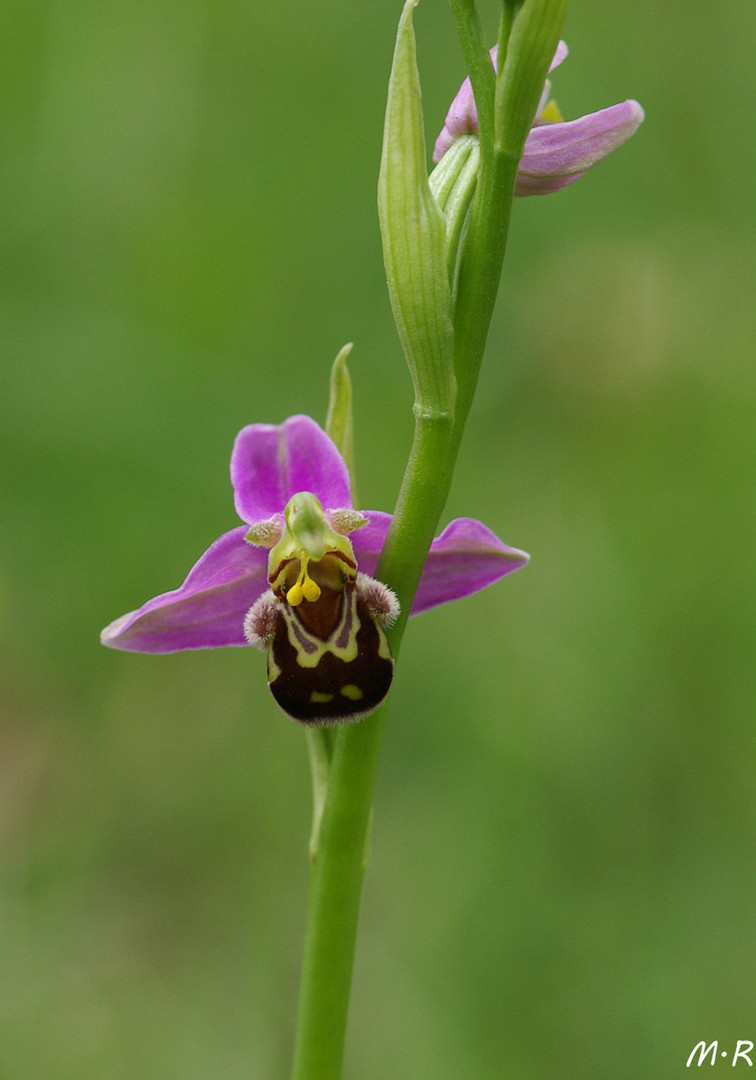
[378,0,455,421]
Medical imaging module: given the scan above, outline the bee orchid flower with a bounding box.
[102,415,528,724]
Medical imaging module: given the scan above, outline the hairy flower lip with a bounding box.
[432,40,644,195]
[101,415,529,654]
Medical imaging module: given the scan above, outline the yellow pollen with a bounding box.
[302,577,321,602]
[539,98,564,124]
[286,557,322,606]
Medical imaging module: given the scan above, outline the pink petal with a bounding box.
[100,526,268,652]
[549,40,569,73]
[349,510,393,577]
[230,414,352,524]
[412,518,529,613]
[351,513,528,614]
[515,99,645,195]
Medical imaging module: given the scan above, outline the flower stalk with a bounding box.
[291,3,571,1077]
[291,706,387,1080]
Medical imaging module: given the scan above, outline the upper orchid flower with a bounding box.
[432,42,644,195]
[101,415,528,725]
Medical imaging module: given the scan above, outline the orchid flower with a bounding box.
[432,41,644,195]
[102,414,528,724]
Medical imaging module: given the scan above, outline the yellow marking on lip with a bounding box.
[340,684,364,701]
[309,691,334,704]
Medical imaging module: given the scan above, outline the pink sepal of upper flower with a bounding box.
[432,42,644,196]
[101,415,529,653]
[433,42,568,162]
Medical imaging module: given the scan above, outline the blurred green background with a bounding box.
[2,0,754,1077]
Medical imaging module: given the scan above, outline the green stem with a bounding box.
[290,4,567,1075]
[448,0,495,153]
[452,146,518,426]
[290,707,386,1080]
